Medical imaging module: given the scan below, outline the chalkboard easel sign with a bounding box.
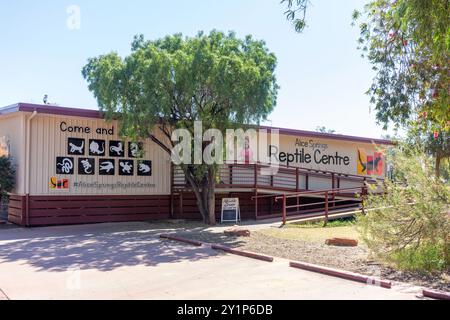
[221,198,241,223]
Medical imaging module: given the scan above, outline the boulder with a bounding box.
[224,227,251,237]
[325,238,358,247]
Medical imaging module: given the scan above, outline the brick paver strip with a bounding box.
[0,289,9,300]
[159,234,203,247]
[211,244,274,262]
[423,289,450,300]
[159,234,274,262]
[290,261,392,289]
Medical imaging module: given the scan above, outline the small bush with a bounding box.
[0,156,15,202]
[392,243,449,272]
[357,145,450,272]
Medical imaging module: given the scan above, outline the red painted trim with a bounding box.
[0,103,394,145]
[7,194,171,227]
[211,244,274,262]
[423,289,450,300]
[261,125,394,145]
[18,103,103,119]
[0,289,9,300]
[289,261,392,289]
[159,234,203,247]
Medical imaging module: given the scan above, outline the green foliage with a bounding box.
[353,0,450,132]
[0,156,15,201]
[407,119,450,178]
[82,30,278,138]
[289,217,356,228]
[281,0,310,33]
[357,145,450,271]
[392,243,449,271]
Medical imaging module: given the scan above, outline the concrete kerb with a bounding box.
[0,289,9,300]
[422,289,450,300]
[211,244,274,262]
[159,233,274,262]
[289,261,392,289]
[159,234,203,247]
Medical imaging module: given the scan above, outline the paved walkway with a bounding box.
[0,222,419,300]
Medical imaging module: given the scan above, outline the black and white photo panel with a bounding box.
[99,159,115,176]
[56,157,74,175]
[78,158,95,175]
[67,138,85,155]
[137,160,152,176]
[89,139,106,156]
[119,159,134,176]
[109,140,125,157]
[128,142,143,158]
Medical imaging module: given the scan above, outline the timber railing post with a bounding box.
[254,189,258,220]
[331,173,335,207]
[324,191,329,227]
[229,164,233,186]
[254,163,258,188]
[331,173,335,190]
[361,186,367,215]
[282,194,287,226]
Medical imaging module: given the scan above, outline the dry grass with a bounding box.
[259,226,361,243]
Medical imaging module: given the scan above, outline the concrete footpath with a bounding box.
[0,222,419,300]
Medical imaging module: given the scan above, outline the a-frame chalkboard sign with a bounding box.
[221,198,241,223]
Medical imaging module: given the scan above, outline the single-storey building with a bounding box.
[0,103,392,226]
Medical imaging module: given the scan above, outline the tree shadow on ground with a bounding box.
[0,221,245,272]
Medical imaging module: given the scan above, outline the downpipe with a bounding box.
[25,111,37,227]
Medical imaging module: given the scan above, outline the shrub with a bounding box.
[357,145,450,272]
[0,156,15,203]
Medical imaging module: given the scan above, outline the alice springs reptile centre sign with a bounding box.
[269,139,351,166]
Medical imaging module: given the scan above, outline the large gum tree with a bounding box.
[353,0,450,174]
[82,31,279,224]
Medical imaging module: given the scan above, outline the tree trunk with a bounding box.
[183,166,217,225]
[207,167,216,225]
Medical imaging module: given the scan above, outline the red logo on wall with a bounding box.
[49,177,70,190]
[357,149,383,176]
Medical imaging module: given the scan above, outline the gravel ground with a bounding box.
[176,227,450,292]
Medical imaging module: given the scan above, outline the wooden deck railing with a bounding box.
[172,162,381,193]
[252,186,367,225]
[172,163,382,191]
[282,187,366,225]
[172,163,379,220]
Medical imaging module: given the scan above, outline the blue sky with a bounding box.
[0,0,392,139]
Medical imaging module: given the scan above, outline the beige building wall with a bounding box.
[0,113,26,195]
[1,109,387,197]
[27,113,171,196]
[221,131,386,190]
[275,133,385,176]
